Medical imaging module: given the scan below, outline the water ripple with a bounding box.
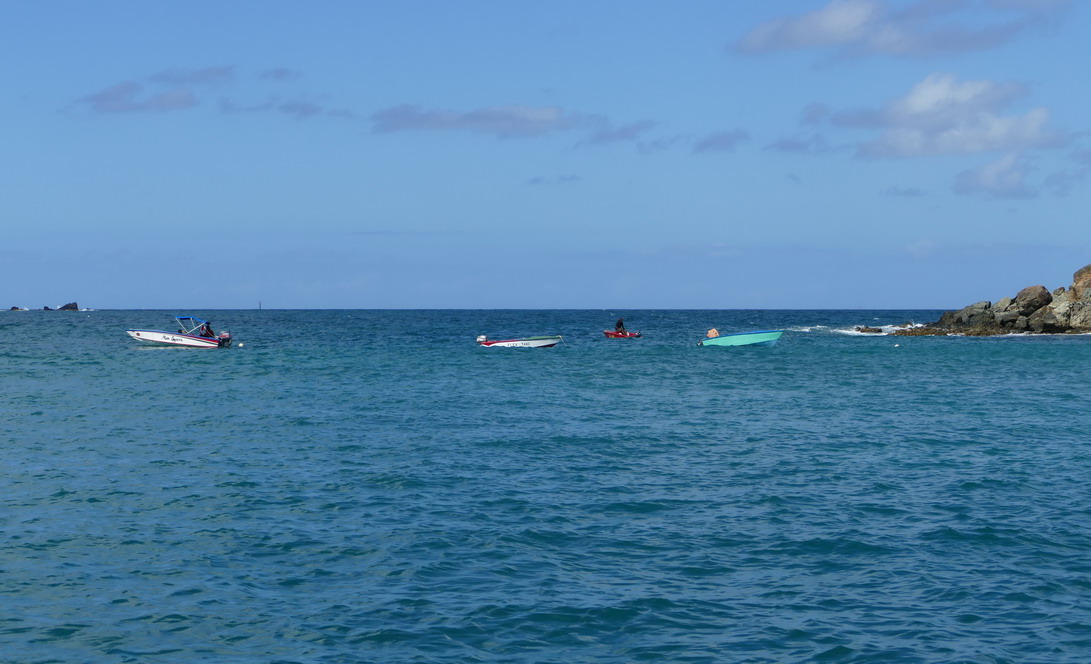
[4,309,1091,662]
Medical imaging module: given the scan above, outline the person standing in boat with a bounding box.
[615,318,627,334]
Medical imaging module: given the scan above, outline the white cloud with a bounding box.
[736,0,880,53]
[953,153,1035,198]
[839,74,1064,157]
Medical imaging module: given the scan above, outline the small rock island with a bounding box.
[863,263,1091,336]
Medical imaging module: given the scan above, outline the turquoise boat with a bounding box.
[698,329,784,347]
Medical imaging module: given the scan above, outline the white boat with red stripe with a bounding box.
[476,334,563,348]
[127,316,234,348]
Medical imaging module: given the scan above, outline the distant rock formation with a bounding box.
[58,302,79,311]
[891,263,1091,336]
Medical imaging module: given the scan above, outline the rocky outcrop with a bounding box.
[58,302,79,311]
[1072,264,1091,300]
[904,264,1091,336]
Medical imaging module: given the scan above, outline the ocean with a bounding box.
[3,309,1090,663]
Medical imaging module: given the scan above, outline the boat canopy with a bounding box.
[175,316,211,335]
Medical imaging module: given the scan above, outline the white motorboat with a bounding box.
[127,316,233,348]
[476,334,563,348]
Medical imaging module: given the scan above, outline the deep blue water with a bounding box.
[3,309,1091,663]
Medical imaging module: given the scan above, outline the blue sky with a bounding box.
[3,0,1089,309]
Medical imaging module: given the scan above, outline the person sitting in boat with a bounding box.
[706,328,719,338]
[615,318,627,334]
[201,322,216,338]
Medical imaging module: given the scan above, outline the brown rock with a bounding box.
[1012,285,1051,316]
[1072,264,1091,300]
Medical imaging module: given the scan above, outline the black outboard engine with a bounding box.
[217,331,233,348]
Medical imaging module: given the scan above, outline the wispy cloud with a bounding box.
[220,95,357,121]
[835,73,1065,157]
[953,153,1035,198]
[370,103,660,147]
[149,66,234,86]
[765,133,838,154]
[73,66,355,120]
[73,67,234,114]
[371,104,592,138]
[1072,147,1091,168]
[582,120,656,146]
[1041,148,1091,196]
[800,103,830,125]
[75,81,198,113]
[527,175,581,186]
[693,130,750,153]
[259,68,301,82]
[734,0,1068,60]
[881,185,925,197]
[905,238,936,257]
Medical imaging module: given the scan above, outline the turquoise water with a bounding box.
[3,309,1091,663]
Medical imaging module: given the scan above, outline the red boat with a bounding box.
[604,330,641,338]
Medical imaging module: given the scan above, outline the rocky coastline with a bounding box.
[9,302,80,311]
[859,264,1091,336]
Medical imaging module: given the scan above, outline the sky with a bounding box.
[2,0,1089,309]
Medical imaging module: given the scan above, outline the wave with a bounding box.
[834,321,929,336]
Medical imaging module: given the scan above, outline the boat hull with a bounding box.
[604,330,641,338]
[478,336,563,348]
[699,330,784,347]
[127,329,221,348]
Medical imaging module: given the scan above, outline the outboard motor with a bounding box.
[217,331,233,348]
[476,334,488,344]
